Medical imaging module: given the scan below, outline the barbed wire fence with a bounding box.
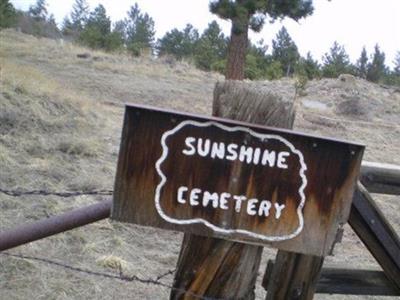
[0,252,215,299]
[0,187,235,299]
[0,188,113,197]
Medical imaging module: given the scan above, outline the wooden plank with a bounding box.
[349,183,400,291]
[263,263,399,296]
[360,161,400,195]
[112,103,364,256]
[264,251,324,300]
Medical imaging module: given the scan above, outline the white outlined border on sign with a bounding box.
[154,120,308,242]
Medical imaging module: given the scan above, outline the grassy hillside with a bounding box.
[0,29,399,299]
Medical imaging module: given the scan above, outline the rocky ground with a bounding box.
[0,29,399,299]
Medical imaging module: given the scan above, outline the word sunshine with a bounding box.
[177,186,286,219]
[182,137,290,168]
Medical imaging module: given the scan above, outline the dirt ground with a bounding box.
[0,29,399,299]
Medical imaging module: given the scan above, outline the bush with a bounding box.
[245,53,264,80]
[265,61,283,80]
[211,59,226,75]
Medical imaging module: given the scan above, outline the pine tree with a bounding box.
[48,13,56,26]
[125,3,155,56]
[272,26,300,76]
[157,24,199,60]
[366,44,387,83]
[195,21,227,71]
[79,4,111,49]
[383,51,400,87]
[105,25,125,51]
[70,0,89,32]
[296,52,320,80]
[394,51,400,76]
[0,0,16,28]
[113,20,127,44]
[244,39,269,79]
[322,41,352,78]
[61,16,74,36]
[209,0,314,80]
[29,0,48,22]
[356,47,368,79]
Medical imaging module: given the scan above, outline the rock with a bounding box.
[77,53,91,59]
[338,74,356,84]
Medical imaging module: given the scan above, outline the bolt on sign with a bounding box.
[112,104,364,256]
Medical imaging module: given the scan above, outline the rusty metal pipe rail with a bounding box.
[0,200,112,252]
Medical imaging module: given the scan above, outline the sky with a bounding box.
[10,0,400,68]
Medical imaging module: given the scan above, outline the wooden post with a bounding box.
[170,80,296,299]
[265,251,324,300]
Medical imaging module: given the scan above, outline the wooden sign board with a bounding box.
[111,104,364,256]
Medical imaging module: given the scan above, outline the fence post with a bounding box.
[265,251,324,300]
[170,80,296,299]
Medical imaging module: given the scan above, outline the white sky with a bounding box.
[11,0,400,68]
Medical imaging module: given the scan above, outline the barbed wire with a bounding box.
[0,252,233,300]
[0,188,113,197]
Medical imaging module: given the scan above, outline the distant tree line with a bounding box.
[1,0,399,86]
[0,0,60,38]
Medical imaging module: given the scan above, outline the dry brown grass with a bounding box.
[0,29,399,299]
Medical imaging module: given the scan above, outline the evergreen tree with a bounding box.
[264,57,283,80]
[394,51,400,76]
[70,0,89,32]
[79,4,111,49]
[0,0,16,28]
[113,20,127,44]
[86,4,110,35]
[209,0,314,80]
[194,21,227,71]
[322,41,352,78]
[272,26,300,76]
[383,51,400,86]
[48,13,56,26]
[296,52,320,80]
[244,39,269,79]
[125,3,155,56]
[22,0,60,38]
[356,46,368,79]
[105,26,125,51]
[366,44,387,83]
[61,16,74,36]
[157,24,199,60]
[29,0,47,22]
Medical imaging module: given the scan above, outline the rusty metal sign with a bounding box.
[112,104,364,256]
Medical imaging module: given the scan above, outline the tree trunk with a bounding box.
[226,18,249,80]
[170,81,296,300]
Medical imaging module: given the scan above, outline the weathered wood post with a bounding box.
[265,252,324,299]
[171,81,297,299]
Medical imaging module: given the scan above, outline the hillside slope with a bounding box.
[0,29,399,299]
